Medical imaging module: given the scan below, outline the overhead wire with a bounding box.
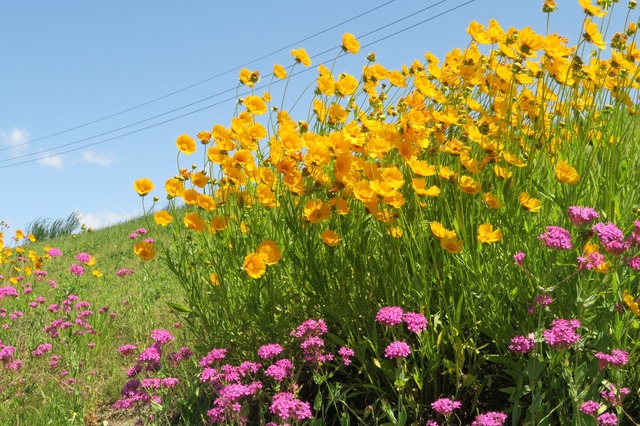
[0,0,397,151]
[0,0,476,169]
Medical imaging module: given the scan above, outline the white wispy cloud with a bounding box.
[81,150,114,166]
[37,152,64,170]
[77,209,141,230]
[0,128,30,159]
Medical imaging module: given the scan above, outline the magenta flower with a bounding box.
[508,334,535,354]
[269,392,312,421]
[578,251,606,270]
[150,329,175,344]
[600,383,630,406]
[375,306,404,326]
[568,206,599,226]
[265,358,294,381]
[597,412,619,425]
[75,252,92,263]
[580,400,601,416]
[403,312,428,333]
[338,346,355,366]
[384,341,411,359]
[592,222,629,254]
[257,343,284,359]
[513,251,526,266]
[543,319,581,349]
[594,349,628,369]
[539,226,573,250]
[47,248,62,258]
[471,411,508,426]
[116,268,135,277]
[290,319,328,338]
[431,397,462,415]
[198,348,227,367]
[68,264,85,276]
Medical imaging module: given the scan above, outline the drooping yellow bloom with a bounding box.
[273,63,287,79]
[243,95,267,115]
[477,223,503,244]
[578,0,606,17]
[583,18,607,49]
[184,212,205,232]
[256,240,281,265]
[623,290,640,316]
[243,252,266,279]
[291,48,311,66]
[482,192,503,209]
[519,192,542,212]
[154,210,174,226]
[176,134,196,155]
[430,221,457,240]
[133,241,155,261]
[441,236,463,254]
[555,160,580,184]
[134,178,154,196]
[321,230,340,247]
[342,33,360,54]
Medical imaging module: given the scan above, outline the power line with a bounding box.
[0,0,397,152]
[0,0,476,170]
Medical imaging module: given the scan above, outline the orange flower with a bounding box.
[243,95,267,115]
[273,63,287,79]
[430,221,456,240]
[176,134,196,155]
[555,160,580,184]
[477,223,503,244]
[303,200,331,223]
[134,178,154,196]
[243,252,266,279]
[458,176,483,195]
[321,230,340,247]
[256,240,281,265]
[482,192,503,209]
[154,210,174,226]
[133,241,155,261]
[441,236,463,254]
[291,48,311,66]
[342,33,360,54]
[519,192,542,212]
[184,212,205,232]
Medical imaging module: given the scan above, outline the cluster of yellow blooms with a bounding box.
[134,0,639,270]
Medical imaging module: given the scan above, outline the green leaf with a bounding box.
[166,302,192,313]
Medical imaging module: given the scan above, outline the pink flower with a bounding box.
[257,343,284,359]
[539,226,573,250]
[431,397,461,415]
[513,251,526,266]
[594,349,628,369]
[580,400,601,416]
[543,319,581,349]
[68,264,85,276]
[150,329,174,344]
[508,334,535,354]
[471,411,508,426]
[384,341,411,359]
[269,392,312,421]
[597,412,619,425]
[338,346,355,365]
[568,206,599,226]
[75,252,92,263]
[47,248,62,258]
[403,312,428,333]
[375,306,404,326]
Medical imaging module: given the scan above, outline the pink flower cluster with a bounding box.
[594,349,628,369]
[431,397,462,415]
[539,226,573,250]
[269,392,312,421]
[568,206,600,226]
[375,306,428,333]
[471,411,508,426]
[508,334,535,355]
[543,319,581,349]
[592,222,629,254]
[384,341,411,359]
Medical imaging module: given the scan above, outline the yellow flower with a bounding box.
[197,131,211,144]
[583,18,607,49]
[430,221,457,240]
[133,241,155,261]
[243,252,266,279]
[482,192,503,209]
[477,223,503,244]
[519,192,542,212]
[165,178,184,198]
[387,227,403,238]
[184,212,205,232]
[321,230,340,247]
[210,273,220,286]
[154,210,174,226]
[243,95,267,115]
[441,236,463,254]
[27,234,36,243]
[555,160,580,184]
[209,216,230,233]
[335,74,358,96]
[291,48,311,66]
[134,178,154,196]
[273,63,287,79]
[303,200,331,224]
[256,240,281,265]
[239,68,259,87]
[578,0,606,17]
[176,134,196,155]
[458,176,483,195]
[342,33,360,54]
[92,269,103,278]
[623,290,640,316]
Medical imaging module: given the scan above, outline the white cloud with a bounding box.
[77,209,141,230]
[81,150,114,166]
[0,128,30,158]
[38,152,64,170]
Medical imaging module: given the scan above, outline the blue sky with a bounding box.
[0,0,631,234]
